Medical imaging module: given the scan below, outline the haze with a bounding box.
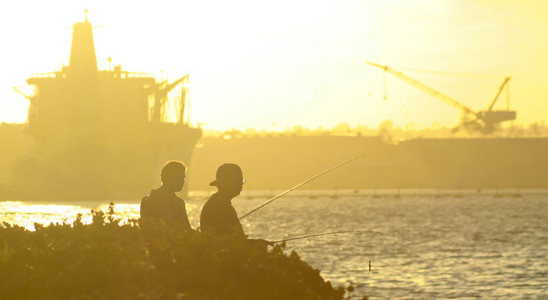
[0,0,546,131]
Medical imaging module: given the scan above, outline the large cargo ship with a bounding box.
[7,17,202,201]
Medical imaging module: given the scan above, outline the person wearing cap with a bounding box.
[200,163,271,248]
[140,161,192,229]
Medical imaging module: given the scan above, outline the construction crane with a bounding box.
[366,61,516,134]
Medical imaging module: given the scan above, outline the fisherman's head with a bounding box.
[161,161,186,192]
[209,163,245,196]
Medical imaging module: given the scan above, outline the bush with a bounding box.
[0,203,356,299]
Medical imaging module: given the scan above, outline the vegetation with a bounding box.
[0,203,360,299]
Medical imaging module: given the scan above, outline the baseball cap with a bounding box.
[209,163,246,186]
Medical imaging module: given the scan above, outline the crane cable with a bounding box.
[388,66,500,79]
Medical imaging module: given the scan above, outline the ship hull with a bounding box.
[9,124,201,201]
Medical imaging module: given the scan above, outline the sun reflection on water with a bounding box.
[0,201,141,231]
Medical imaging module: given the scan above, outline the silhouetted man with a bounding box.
[140,161,191,229]
[200,163,271,248]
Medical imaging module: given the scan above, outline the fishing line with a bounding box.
[273,230,410,244]
[282,243,307,252]
[238,153,367,220]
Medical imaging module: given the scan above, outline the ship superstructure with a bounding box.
[13,17,202,200]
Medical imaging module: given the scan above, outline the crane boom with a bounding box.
[487,77,510,111]
[13,87,33,101]
[366,61,477,116]
[152,74,189,123]
[156,74,189,105]
[161,74,189,96]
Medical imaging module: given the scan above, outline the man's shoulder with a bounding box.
[140,193,154,218]
[147,188,163,200]
[148,187,183,202]
[202,194,215,208]
[204,192,219,202]
[202,193,225,213]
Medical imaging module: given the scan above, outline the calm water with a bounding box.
[1,192,547,299]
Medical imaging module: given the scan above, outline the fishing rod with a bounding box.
[238,153,367,220]
[272,230,410,244]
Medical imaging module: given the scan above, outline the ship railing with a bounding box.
[100,70,154,79]
[28,72,60,79]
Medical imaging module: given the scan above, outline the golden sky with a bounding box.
[0,0,546,130]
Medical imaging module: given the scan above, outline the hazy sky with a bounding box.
[0,0,546,130]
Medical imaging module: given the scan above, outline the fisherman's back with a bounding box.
[141,187,191,228]
[200,192,245,239]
